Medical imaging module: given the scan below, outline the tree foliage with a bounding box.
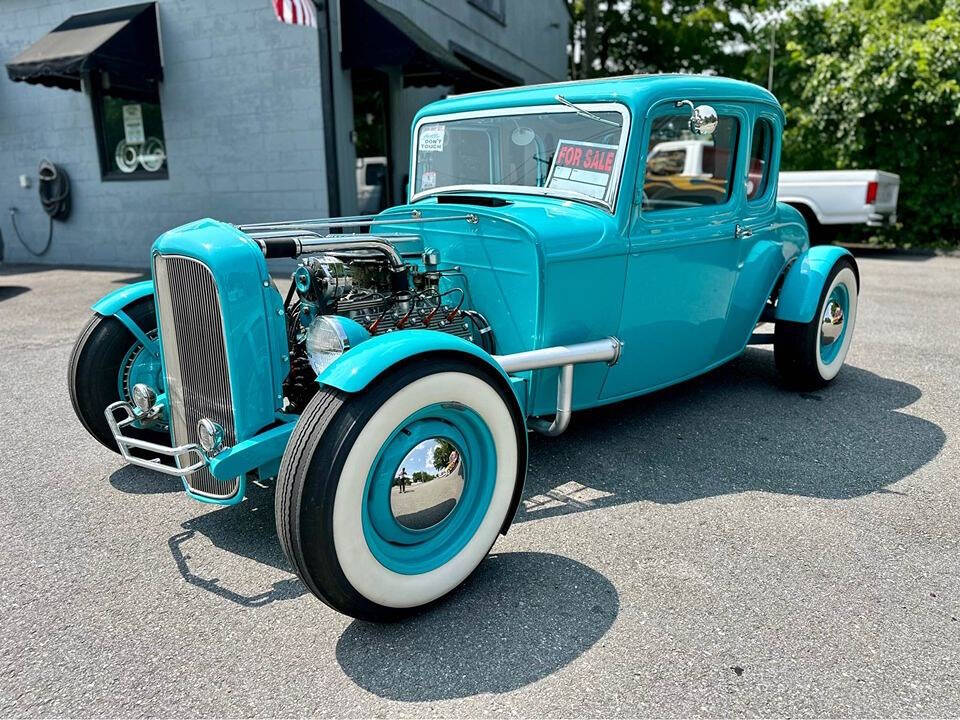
[569,0,960,247]
[432,439,455,471]
[752,0,960,246]
[568,0,779,78]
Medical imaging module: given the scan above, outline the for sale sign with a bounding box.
[546,140,618,200]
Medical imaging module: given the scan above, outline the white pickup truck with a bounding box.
[646,140,900,243]
[777,170,900,241]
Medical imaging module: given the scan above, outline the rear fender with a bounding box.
[775,246,858,324]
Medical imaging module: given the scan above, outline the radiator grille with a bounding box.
[153,254,240,499]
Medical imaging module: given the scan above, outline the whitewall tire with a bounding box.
[275,356,526,621]
[775,258,859,388]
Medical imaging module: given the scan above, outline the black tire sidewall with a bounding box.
[68,298,168,453]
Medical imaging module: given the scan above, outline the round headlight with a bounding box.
[305,316,370,375]
[197,418,225,454]
[131,383,157,413]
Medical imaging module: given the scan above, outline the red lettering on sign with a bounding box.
[552,142,617,177]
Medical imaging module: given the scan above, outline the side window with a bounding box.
[747,118,774,201]
[643,113,739,212]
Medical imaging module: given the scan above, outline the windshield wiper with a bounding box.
[554,95,621,128]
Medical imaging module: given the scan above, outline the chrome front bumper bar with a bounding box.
[104,401,209,478]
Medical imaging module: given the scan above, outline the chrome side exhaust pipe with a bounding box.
[494,338,622,436]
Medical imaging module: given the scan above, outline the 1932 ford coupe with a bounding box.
[69,76,859,621]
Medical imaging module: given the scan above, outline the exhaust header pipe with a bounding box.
[494,338,622,436]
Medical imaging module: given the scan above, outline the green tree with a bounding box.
[749,0,960,246]
[568,0,780,79]
[432,439,455,471]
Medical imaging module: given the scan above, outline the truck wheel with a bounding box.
[275,357,525,622]
[789,203,836,245]
[68,298,166,453]
[775,258,858,389]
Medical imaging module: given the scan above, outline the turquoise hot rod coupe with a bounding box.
[69,75,858,621]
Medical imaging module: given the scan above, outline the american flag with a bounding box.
[272,0,317,28]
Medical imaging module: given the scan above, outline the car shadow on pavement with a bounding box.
[166,479,309,607]
[109,464,183,494]
[0,285,29,302]
[335,551,618,701]
[517,347,945,523]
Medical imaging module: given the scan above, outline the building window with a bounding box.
[468,0,505,24]
[90,72,168,180]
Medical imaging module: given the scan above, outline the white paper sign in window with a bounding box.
[122,104,145,144]
[545,140,618,200]
[418,124,446,153]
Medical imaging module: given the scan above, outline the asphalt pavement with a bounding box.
[1,251,958,717]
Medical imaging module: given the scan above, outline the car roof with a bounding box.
[415,74,782,123]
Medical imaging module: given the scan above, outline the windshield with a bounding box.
[411,103,629,211]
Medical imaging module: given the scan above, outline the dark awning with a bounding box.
[5,2,162,96]
[449,41,522,93]
[341,0,470,88]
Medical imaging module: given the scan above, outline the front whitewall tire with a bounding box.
[275,356,526,622]
[333,372,517,608]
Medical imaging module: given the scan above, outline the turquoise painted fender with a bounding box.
[90,280,159,358]
[318,329,513,394]
[91,280,154,316]
[775,246,859,324]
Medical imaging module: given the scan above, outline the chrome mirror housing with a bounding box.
[676,100,719,136]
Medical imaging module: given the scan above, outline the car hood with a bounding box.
[379,193,623,258]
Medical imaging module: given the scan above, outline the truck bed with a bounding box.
[778,170,900,227]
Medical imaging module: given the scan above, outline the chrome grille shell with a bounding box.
[153,253,240,499]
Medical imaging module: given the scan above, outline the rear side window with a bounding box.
[747,119,774,200]
[642,114,739,212]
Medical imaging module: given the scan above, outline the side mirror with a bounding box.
[676,100,718,136]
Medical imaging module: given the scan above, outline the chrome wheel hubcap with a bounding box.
[389,437,465,531]
[820,299,844,346]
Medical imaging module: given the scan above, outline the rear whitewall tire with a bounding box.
[815,266,858,381]
[774,258,859,389]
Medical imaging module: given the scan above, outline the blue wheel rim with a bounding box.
[819,283,850,365]
[117,331,163,401]
[361,402,497,575]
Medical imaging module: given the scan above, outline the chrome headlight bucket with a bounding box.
[305,315,371,375]
[132,383,158,414]
[196,418,225,455]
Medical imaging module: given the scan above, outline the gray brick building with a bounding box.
[0,0,569,268]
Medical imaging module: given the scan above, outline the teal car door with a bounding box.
[602,100,749,400]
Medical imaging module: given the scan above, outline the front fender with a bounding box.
[91,280,155,316]
[317,329,513,395]
[775,246,859,324]
[90,280,158,354]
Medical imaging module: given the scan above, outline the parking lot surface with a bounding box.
[1,252,958,717]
